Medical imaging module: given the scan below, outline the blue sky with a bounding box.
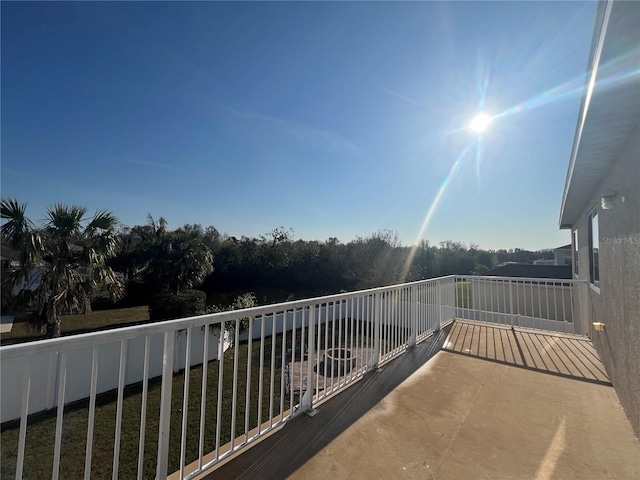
[2,1,598,250]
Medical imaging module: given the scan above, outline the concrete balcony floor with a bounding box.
[205,321,640,480]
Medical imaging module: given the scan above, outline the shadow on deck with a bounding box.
[444,320,610,386]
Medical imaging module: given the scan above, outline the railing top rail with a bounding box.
[1,273,580,357]
[0,275,456,357]
[454,274,586,284]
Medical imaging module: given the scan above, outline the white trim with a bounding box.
[559,0,614,227]
[589,283,601,295]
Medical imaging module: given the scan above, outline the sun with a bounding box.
[469,113,492,133]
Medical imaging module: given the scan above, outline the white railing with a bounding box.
[0,274,580,479]
[453,275,583,334]
[0,276,456,480]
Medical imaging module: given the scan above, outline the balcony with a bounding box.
[1,276,638,479]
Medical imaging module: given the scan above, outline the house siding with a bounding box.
[572,120,640,436]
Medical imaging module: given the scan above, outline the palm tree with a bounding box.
[142,222,214,294]
[1,199,124,338]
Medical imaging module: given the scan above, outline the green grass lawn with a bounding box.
[0,339,284,479]
[0,306,150,346]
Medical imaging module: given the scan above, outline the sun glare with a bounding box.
[469,113,492,133]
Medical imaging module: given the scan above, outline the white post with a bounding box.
[409,285,417,347]
[368,293,381,369]
[436,282,442,329]
[509,279,515,330]
[300,306,317,415]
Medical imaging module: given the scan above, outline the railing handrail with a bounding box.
[0,275,456,358]
[454,274,587,284]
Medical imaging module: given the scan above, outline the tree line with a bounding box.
[1,199,553,337]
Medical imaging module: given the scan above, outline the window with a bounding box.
[589,211,599,286]
[572,229,578,276]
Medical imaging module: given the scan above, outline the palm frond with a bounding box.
[1,198,36,248]
[46,203,86,238]
[86,209,118,233]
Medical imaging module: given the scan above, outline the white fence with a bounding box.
[0,275,577,480]
[0,325,230,424]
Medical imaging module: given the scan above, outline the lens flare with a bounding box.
[400,48,639,283]
[401,144,473,281]
[469,113,492,133]
[495,52,639,120]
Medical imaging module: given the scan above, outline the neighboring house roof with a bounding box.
[559,0,640,228]
[554,244,572,251]
[486,264,572,279]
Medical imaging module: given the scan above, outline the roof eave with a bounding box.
[558,1,610,229]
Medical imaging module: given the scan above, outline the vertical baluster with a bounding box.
[391,291,395,350]
[490,279,496,324]
[337,302,343,385]
[364,296,369,369]
[315,305,322,397]
[355,296,361,375]
[52,352,67,480]
[516,280,521,324]
[372,293,380,369]
[84,347,99,480]
[280,311,288,420]
[545,281,550,323]
[469,278,473,321]
[300,305,316,412]
[536,281,541,327]
[214,322,225,461]
[380,293,385,360]
[198,327,209,472]
[524,280,529,319]
[15,358,31,480]
[323,303,329,394]
[404,287,408,345]
[509,280,514,329]
[156,331,175,479]
[230,320,240,448]
[561,282,567,324]
[331,302,337,390]
[112,340,128,480]
[349,298,355,381]
[289,308,296,415]
[553,281,558,324]
[570,282,576,332]
[482,278,487,323]
[257,315,266,432]
[244,319,254,442]
[269,314,277,428]
[298,310,305,404]
[179,328,192,480]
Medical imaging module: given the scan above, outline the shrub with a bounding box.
[205,292,257,335]
[149,289,206,321]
